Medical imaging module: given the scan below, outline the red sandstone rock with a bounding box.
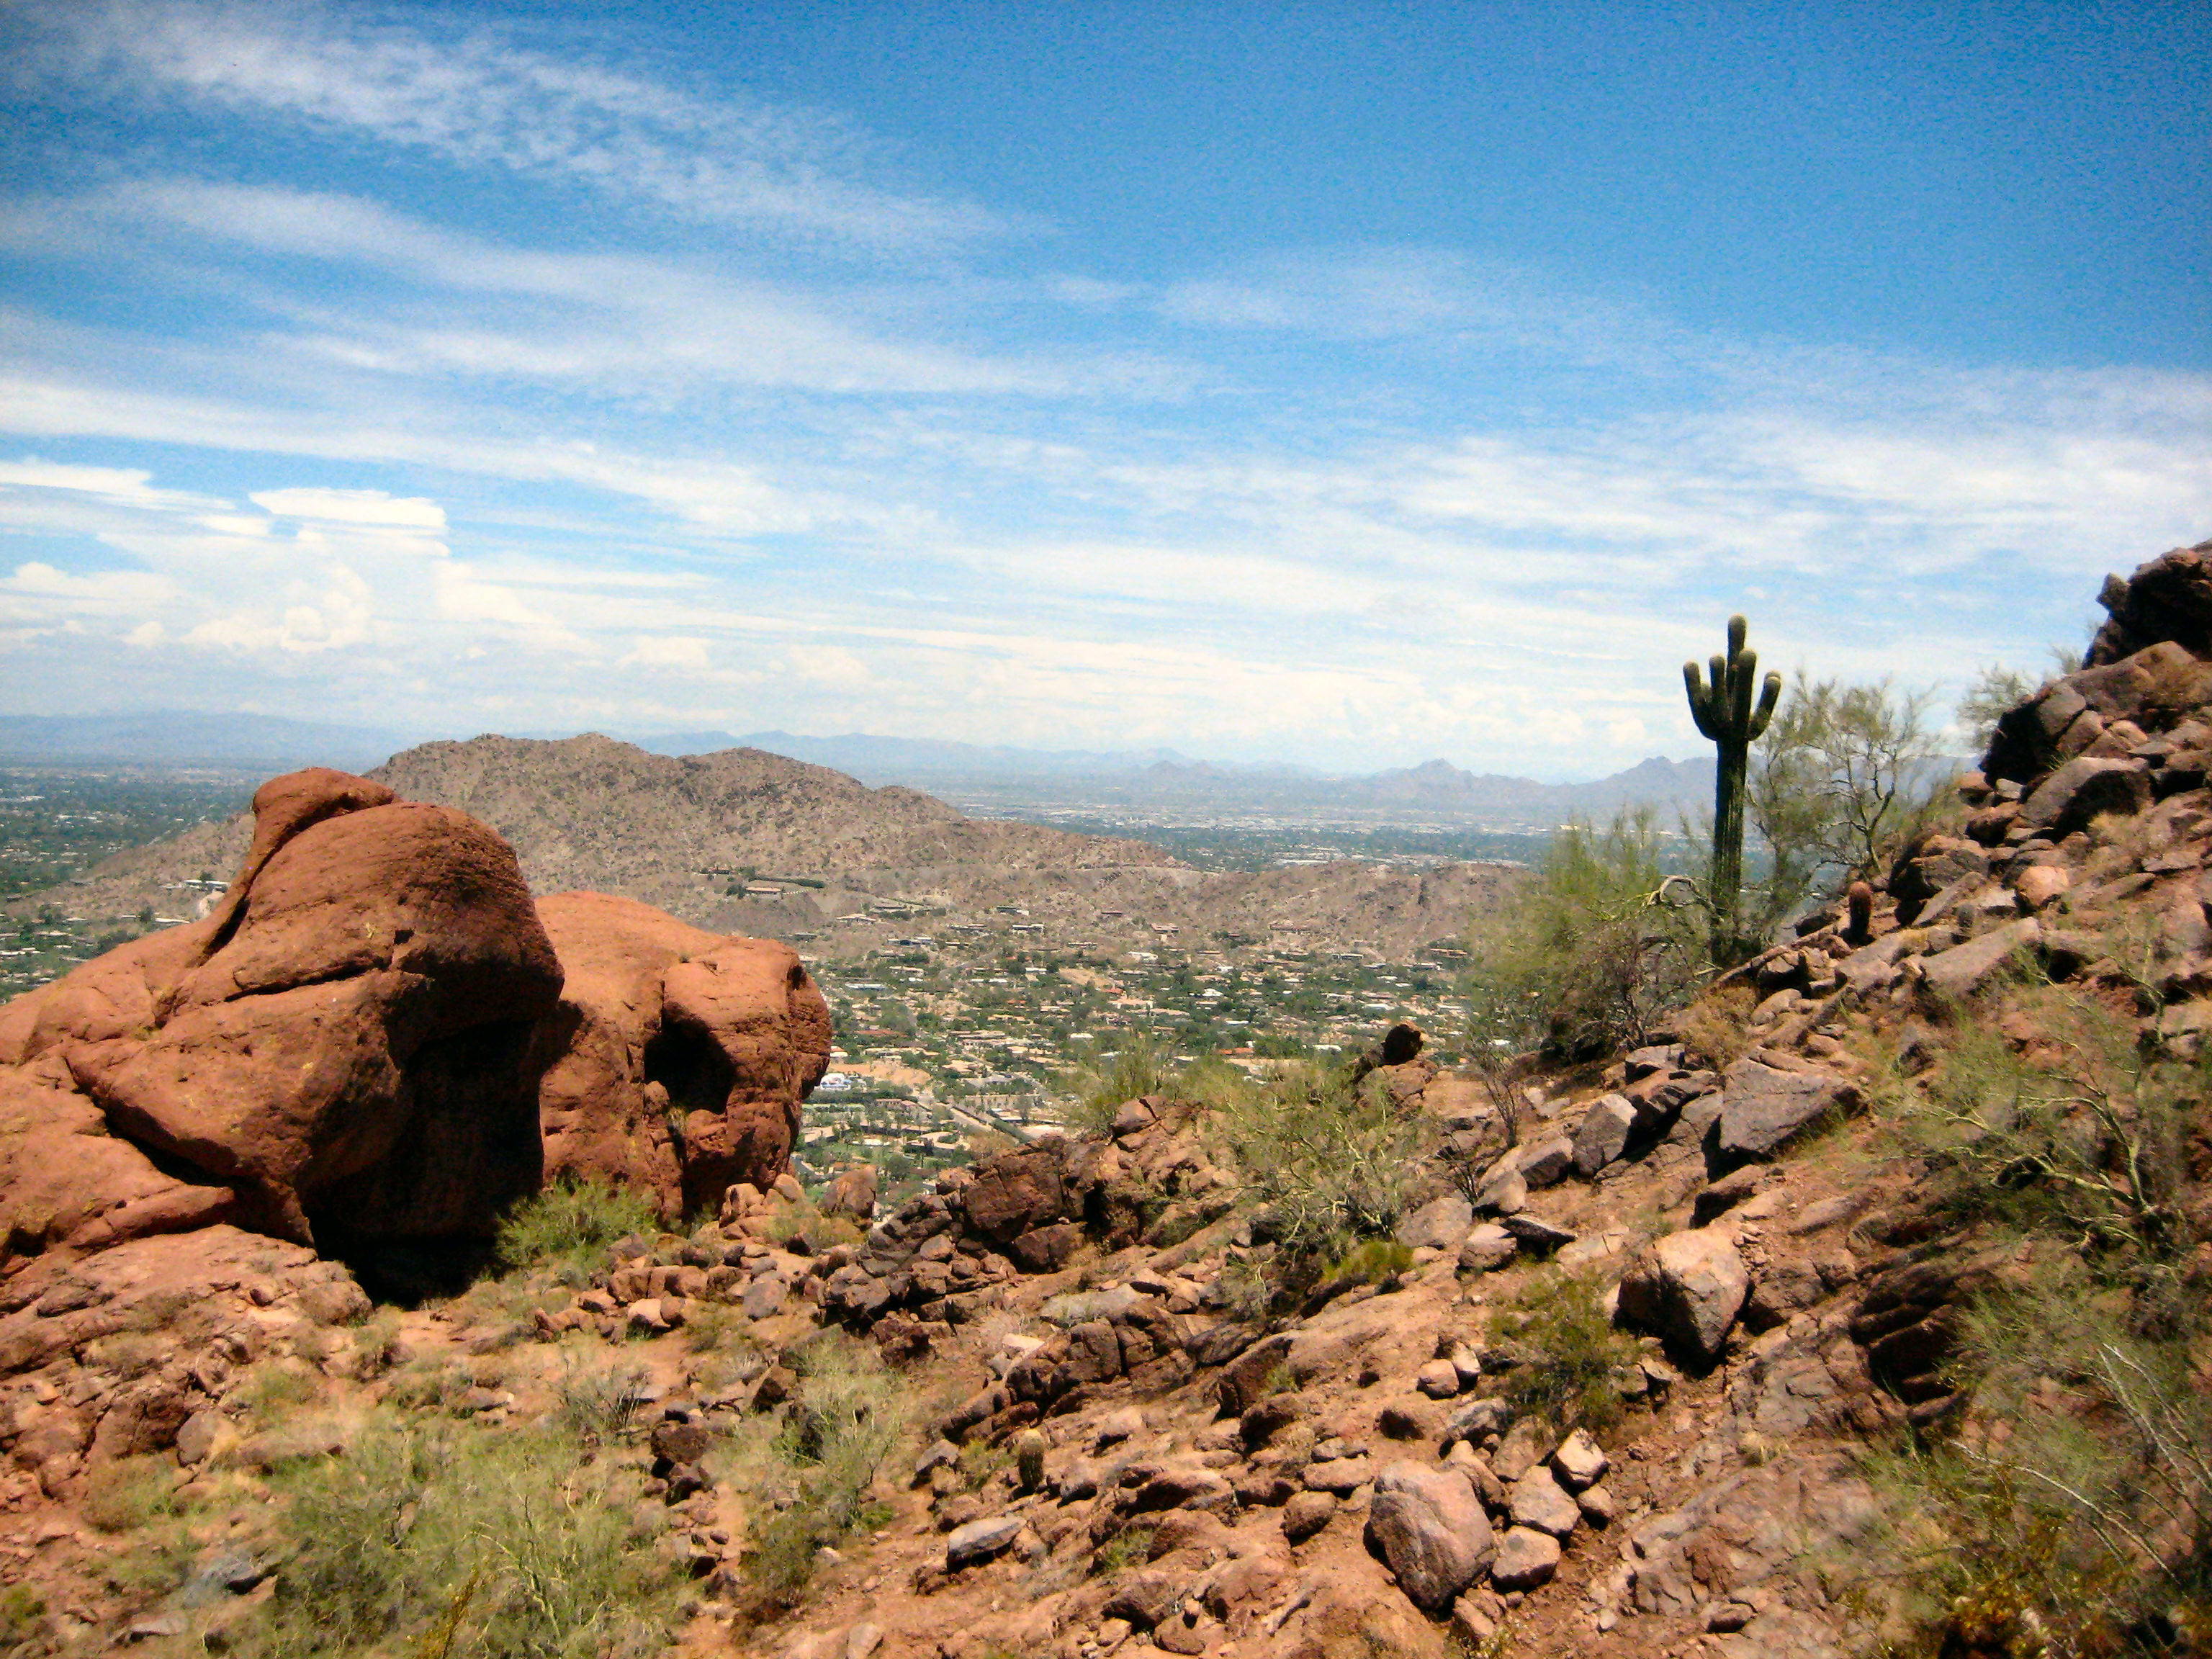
[532,891,830,1217]
[1,770,566,1269]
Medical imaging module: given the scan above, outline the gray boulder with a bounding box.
[1396,1192,1474,1251]
[1457,1222,1516,1273]
[944,1514,1022,1570]
[1490,1525,1561,1591]
[1364,1461,1497,1611]
[1506,1466,1581,1537]
[1616,1230,1750,1363]
[1717,1061,1860,1164]
[1572,1094,1636,1175]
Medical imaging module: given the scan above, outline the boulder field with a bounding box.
[0,767,830,1289]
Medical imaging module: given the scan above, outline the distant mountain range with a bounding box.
[0,712,410,771]
[0,712,1715,827]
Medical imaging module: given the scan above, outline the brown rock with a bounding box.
[532,891,831,1216]
[819,1164,878,1222]
[958,1145,1069,1243]
[1,768,562,1267]
[1365,1461,1496,1610]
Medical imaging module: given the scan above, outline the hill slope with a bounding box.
[22,734,1512,961]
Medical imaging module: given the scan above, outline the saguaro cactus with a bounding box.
[1683,614,1782,959]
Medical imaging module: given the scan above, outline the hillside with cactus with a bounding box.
[2,539,2211,1659]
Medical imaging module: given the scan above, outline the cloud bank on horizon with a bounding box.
[0,0,2206,777]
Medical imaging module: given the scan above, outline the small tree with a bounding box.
[1748,673,1945,911]
[1464,809,1694,1064]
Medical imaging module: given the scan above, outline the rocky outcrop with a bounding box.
[532,891,830,1216]
[0,768,564,1271]
[0,769,831,1296]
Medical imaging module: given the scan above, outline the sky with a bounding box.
[0,0,2206,778]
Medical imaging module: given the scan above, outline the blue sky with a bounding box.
[0,0,2206,776]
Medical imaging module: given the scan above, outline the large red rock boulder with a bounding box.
[0,768,564,1274]
[532,891,831,1217]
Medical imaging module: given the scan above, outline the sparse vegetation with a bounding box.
[737,1334,909,1611]
[1463,809,1694,1061]
[1092,1524,1156,1575]
[1882,992,2191,1257]
[1748,671,1946,914]
[494,1178,660,1280]
[1215,1062,1427,1263]
[81,1455,179,1534]
[1494,1269,1636,1432]
[554,1352,650,1442]
[248,1418,680,1659]
[1862,1258,2212,1655]
[1064,1033,1177,1133]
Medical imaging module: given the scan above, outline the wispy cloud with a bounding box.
[9,0,1004,248]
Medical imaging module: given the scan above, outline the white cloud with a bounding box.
[249,485,446,529]
[14,0,1004,248]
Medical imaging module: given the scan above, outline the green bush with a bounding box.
[81,1455,177,1534]
[250,1418,679,1659]
[1061,1034,1177,1134]
[1881,993,2190,1256]
[1494,1269,1635,1433]
[493,1179,660,1279]
[1860,1259,2212,1655]
[739,1334,910,1611]
[554,1353,650,1442]
[1463,809,1694,1062]
[1215,1063,1427,1264]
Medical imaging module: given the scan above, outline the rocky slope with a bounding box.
[18,736,1512,963]
[4,537,2210,1659]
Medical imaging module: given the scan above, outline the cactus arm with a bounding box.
[1684,662,1722,738]
[1729,647,1758,731]
[1747,671,1782,742]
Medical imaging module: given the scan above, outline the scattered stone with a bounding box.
[1573,1094,1637,1176]
[1416,1359,1462,1400]
[1514,1136,1575,1190]
[1396,1192,1474,1251]
[1506,1467,1581,1538]
[1457,1223,1516,1273]
[1490,1526,1561,1591]
[1282,1490,1337,1542]
[945,1514,1023,1570]
[1365,1461,1498,1611]
[1920,918,2043,1002]
[1716,1061,1860,1164]
[1498,1213,1577,1252]
[1550,1429,1609,1491]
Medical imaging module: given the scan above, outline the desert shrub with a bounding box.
[250,1417,678,1659]
[1092,1525,1156,1575]
[1881,993,2191,1258]
[1464,809,1695,1062]
[1493,1269,1635,1433]
[1675,981,1759,1072]
[494,1179,660,1280]
[554,1353,650,1443]
[351,1308,406,1379]
[81,1455,177,1534]
[385,1357,475,1416]
[1062,1034,1177,1133]
[1216,1063,1427,1264]
[1861,1259,2212,1655]
[0,1586,45,1657]
[739,1334,909,1611]
[958,1439,1010,1491]
[1322,1237,1414,1287]
[763,1198,863,1254]
[238,1360,323,1426]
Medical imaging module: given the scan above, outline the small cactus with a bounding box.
[1014,1428,1046,1492]
[1845,879,1874,945]
[1684,615,1783,961]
